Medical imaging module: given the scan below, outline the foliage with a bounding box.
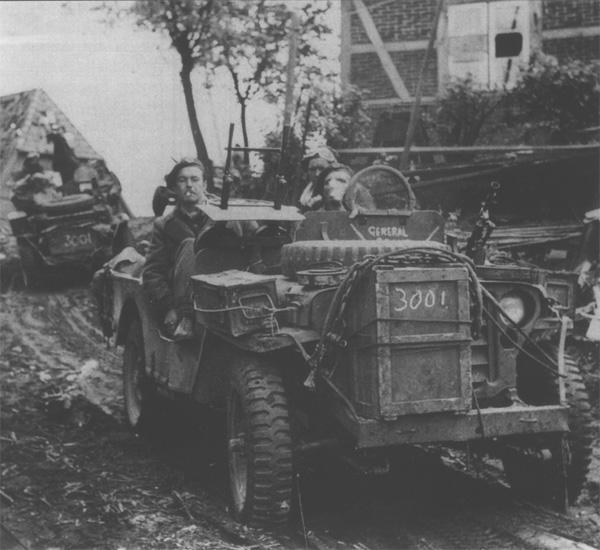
[210,1,332,155]
[307,85,372,150]
[103,1,332,169]
[429,76,505,146]
[256,85,372,202]
[512,53,600,143]
[98,0,224,182]
[130,0,219,68]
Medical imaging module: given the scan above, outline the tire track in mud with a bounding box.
[2,288,598,550]
[294,464,599,550]
[1,289,120,377]
[1,288,122,417]
[49,290,121,370]
[1,291,82,373]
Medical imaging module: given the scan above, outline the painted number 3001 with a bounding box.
[65,233,92,248]
[394,288,447,312]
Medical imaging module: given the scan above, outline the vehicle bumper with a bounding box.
[338,405,569,448]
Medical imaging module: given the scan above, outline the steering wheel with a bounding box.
[349,165,416,213]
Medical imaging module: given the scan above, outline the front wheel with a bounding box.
[227,360,293,526]
[505,345,594,507]
[122,316,157,433]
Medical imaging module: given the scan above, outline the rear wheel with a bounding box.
[227,360,293,526]
[122,316,157,433]
[505,345,594,507]
[21,265,41,289]
[18,241,43,290]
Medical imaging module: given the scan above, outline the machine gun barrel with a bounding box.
[273,125,290,211]
[465,180,501,263]
[220,123,235,210]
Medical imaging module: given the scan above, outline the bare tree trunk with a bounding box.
[240,100,250,165]
[180,62,214,190]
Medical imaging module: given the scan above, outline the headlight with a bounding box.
[499,293,525,324]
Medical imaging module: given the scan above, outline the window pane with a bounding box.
[495,32,523,57]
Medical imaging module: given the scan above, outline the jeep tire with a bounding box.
[506,345,594,506]
[40,194,95,215]
[227,360,293,526]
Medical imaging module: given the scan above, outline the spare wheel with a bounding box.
[280,239,448,278]
[40,194,95,215]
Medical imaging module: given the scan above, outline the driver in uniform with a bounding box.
[143,158,211,338]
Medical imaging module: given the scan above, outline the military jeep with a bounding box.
[100,165,592,526]
[9,192,128,288]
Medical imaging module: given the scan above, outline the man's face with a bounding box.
[324,169,351,204]
[173,165,206,206]
[308,158,329,184]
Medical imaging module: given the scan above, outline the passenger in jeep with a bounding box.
[298,146,338,211]
[142,158,210,338]
[318,164,375,213]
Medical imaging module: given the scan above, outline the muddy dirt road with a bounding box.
[1,287,599,549]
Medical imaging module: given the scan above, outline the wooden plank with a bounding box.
[348,0,396,15]
[543,25,600,40]
[338,144,600,154]
[400,0,445,170]
[363,97,436,106]
[352,0,411,100]
[347,405,569,447]
[351,40,429,53]
[509,527,598,550]
[436,0,450,93]
[340,0,352,89]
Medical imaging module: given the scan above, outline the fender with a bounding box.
[189,328,318,406]
[208,326,319,354]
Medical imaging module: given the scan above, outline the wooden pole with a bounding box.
[274,12,299,209]
[400,0,445,171]
[283,11,300,129]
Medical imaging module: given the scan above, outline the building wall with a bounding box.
[542,0,600,63]
[350,50,438,99]
[544,34,600,63]
[342,0,600,134]
[543,0,600,29]
[349,0,438,43]
[343,0,438,106]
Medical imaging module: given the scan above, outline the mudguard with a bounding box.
[213,326,319,353]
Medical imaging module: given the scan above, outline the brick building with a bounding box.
[340,0,600,145]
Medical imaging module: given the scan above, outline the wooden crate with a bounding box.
[343,266,472,419]
[191,270,278,337]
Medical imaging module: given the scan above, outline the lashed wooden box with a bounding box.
[191,270,278,337]
[342,266,472,419]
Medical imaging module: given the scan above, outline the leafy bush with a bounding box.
[428,76,505,146]
[237,85,371,202]
[513,53,600,143]
[309,85,372,150]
